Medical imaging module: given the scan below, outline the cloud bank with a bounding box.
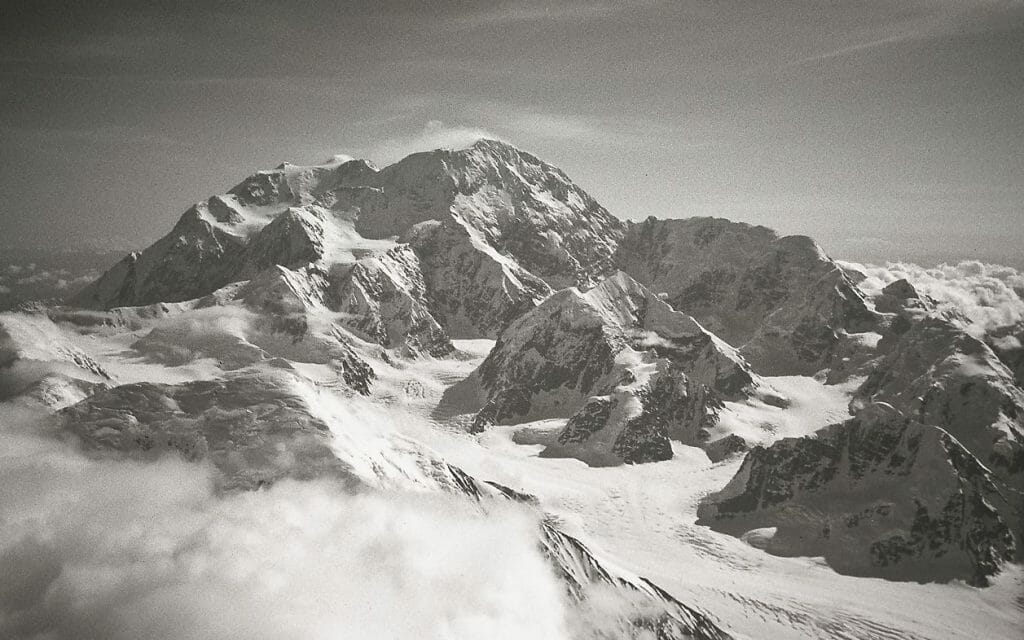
[0,406,571,640]
[843,259,1024,336]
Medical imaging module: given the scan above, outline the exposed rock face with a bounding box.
[457,271,777,464]
[698,403,1018,586]
[881,278,919,300]
[329,245,453,357]
[72,140,629,359]
[358,139,624,290]
[61,369,358,491]
[73,212,249,310]
[540,522,731,639]
[987,323,1024,389]
[873,278,935,316]
[74,159,377,310]
[246,206,330,270]
[615,217,880,375]
[239,263,332,315]
[402,219,552,338]
[855,316,1024,485]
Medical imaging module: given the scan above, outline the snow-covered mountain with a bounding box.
[451,271,786,464]
[0,312,112,408]
[988,322,1024,387]
[4,139,1024,639]
[74,158,383,309]
[854,315,1024,488]
[356,139,623,290]
[74,139,622,359]
[46,339,733,639]
[615,217,881,376]
[697,402,1018,586]
[402,218,552,338]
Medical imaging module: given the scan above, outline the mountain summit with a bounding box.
[75,139,623,311]
[3,138,1019,638]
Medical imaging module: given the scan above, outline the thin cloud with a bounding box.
[442,0,656,30]
[368,121,499,165]
[504,109,706,149]
[783,0,1023,67]
[441,98,714,150]
[786,32,920,66]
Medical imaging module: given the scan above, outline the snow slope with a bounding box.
[615,217,881,376]
[454,271,786,464]
[4,139,1022,639]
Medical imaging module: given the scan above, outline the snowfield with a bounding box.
[5,315,1018,639]
[394,341,1024,640]
[3,140,1022,639]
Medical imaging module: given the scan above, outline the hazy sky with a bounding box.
[2,0,1022,266]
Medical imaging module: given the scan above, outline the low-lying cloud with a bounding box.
[0,259,104,310]
[844,259,1024,336]
[0,404,572,640]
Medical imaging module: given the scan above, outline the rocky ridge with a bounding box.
[614,217,880,376]
[455,271,785,464]
[697,403,1018,585]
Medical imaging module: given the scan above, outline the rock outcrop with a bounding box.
[698,403,1018,586]
[615,217,880,375]
[402,219,552,338]
[328,245,454,357]
[456,271,782,464]
[358,139,624,290]
[854,316,1024,486]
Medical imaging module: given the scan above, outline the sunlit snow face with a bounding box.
[0,406,572,640]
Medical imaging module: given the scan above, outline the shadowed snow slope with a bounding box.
[615,217,880,376]
[854,315,1024,487]
[356,139,624,290]
[451,271,785,464]
[60,368,358,492]
[698,403,1018,586]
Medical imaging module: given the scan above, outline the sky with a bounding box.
[1,0,1022,267]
